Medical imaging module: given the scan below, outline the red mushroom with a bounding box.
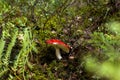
[46,39,70,60]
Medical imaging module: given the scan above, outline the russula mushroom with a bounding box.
[46,39,70,60]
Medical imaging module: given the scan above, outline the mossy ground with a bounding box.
[0,0,120,80]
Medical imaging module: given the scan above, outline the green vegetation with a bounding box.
[0,0,120,80]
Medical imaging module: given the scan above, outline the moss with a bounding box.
[0,0,120,80]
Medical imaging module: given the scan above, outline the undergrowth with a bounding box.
[0,0,120,80]
[0,27,38,80]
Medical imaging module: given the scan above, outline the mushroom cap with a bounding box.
[46,39,70,53]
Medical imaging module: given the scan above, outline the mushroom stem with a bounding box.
[55,47,62,60]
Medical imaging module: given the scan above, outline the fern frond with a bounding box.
[0,69,8,78]
[0,38,5,59]
[4,28,18,66]
[13,28,36,70]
